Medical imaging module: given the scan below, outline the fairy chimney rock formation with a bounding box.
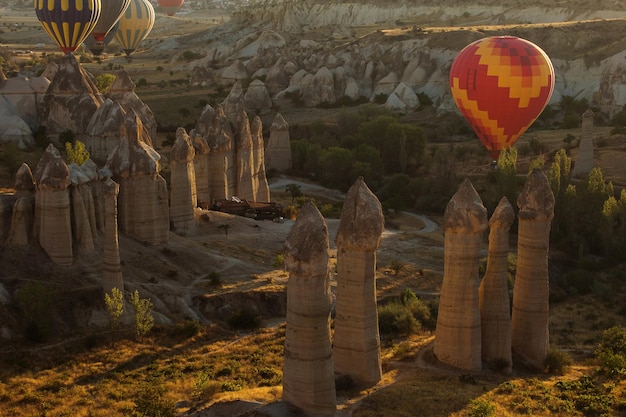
[512,169,555,370]
[244,79,273,115]
[169,127,197,234]
[282,201,336,417]
[34,144,73,266]
[333,177,385,384]
[40,53,103,143]
[251,115,271,202]
[573,109,594,178]
[191,133,211,208]
[69,160,98,251]
[107,70,157,143]
[105,114,169,245]
[7,164,35,246]
[434,179,488,372]
[195,104,236,202]
[86,98,126,165]
[235,108,256,201]
[265,113,292,172]
[102,178,123,296]
[222,80,246,126]
[479,197,515,373]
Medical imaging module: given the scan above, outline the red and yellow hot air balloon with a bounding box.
[90,0,130,44]
[157,0,183,16]
[114,0,155,59]
[449,36,555,159]
[35,0,102,54]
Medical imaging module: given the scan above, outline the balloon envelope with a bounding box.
[114,0,155,57]
[157,0,183,16]
[35,0,102,54]
[84,21,119,55]
[449,36,555,159]
[91,0,130,43]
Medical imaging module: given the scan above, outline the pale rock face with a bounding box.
[106,115,169,245]
[192,104,236,203]
[344,77,361,100]
[512,169,555,370]
[170,128,197,234]
[282,202,336,417]
[250,116,270,202]
[572,109,594,178]
[69,161,98,250]
[102,178,123,296]
[40,54,103,143]
[0,73,49,131]
[107,70,157,143]
[8,164,35,245]
[219,59,248,85]
[393,82,420,110]
[191,134,211,207]
[303,67,336,106]
[86,98,126,166]
[384,92,406,112]
[373,71,399,98]
[264,113,292,172]
[333,177,384,383]
[222,80,246,126]
[34,144,73,266]
[235,108,256,201]
[434,179,488,372]
[0,114,34,150]
[244,79,273,115]
[265,57,291,96]
[479,197,515,373]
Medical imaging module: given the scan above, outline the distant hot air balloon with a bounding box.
[91,0,130,44]
[157,0,183,16]
[85,21,119,55]
[114,0,155,59]
[449,36,555,160]
[35,0,102,54]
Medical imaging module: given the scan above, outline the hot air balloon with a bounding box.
[35,0,102,54]
[449,36,555,160]
[157,0,183,16]
[91,0,130,45]
[84,21,119,55]
[114,0,155,59]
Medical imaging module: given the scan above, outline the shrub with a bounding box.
[172,320,203,339]
[95,73,115,93]
[133,377,176,417]
[595,325,626,377]
[273,254,284,268]
[193,371,221,400]
[544,349,572,375]
[65,139,90,165]
[136,78,148,87]
[468,398,496,417]
[227,308,261,330]
[129,290,154,340]
[104,287,124,331]
[378,301,419,336]
[208,271,222,287]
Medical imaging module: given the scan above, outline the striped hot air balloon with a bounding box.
[114,0,155,58]
[91,0,130,43]
[449,36,555,160]
[35,0,102,54]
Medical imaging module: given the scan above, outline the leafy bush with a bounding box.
[468,398,496,417]
[104,287,124,331]
[273,254,284,268]
[65,139,90,165]
[595,325,626,377]
[133,377,176,417]
[544,349,572,375]
[208,271,222,287]
[129,290,154,340]
[378,301,419,336]
[95,73,116,93]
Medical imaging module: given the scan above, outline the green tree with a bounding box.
[285,183,302,204]
[104,287,124,331]
[495,147,518,208]
[65,139,90,165]
[129,290,154,341]
[95,73,116,93]
[317,146,354,189]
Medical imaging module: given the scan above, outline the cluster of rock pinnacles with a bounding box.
[282,171,553,416]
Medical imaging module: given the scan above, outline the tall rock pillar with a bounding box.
[434,179,488,372]
[251,115,271,202]
[7,163,35,246]
[512,169,555,370]
[169,127,197,234]
[479,197,515,372]
[102,178,123,296]
[282,202,336,417]
[34,144,73,266]
[333,177,384,383]
[265,113,292,172]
